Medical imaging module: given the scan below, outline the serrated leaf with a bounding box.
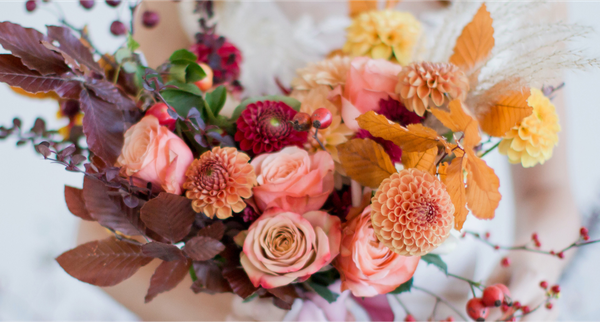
[206,85,227,116]
[465,149,501,220]
[197,221,226,240]
[231,95,301,121]
[440,157,469,230]
[431,100,481,148]
[357,111,446,152]
[145,258,191,303]
[140,193,196,243]
[480,89,533,137]
[46,25,104,75]
[0,55,69,94]
[222,267,258,299]
[56,237,153,287]
[402,146,438,175]
[191,261,232,294]
[449,3,495,72]
[421,254,447,275]
[161,87,205,117]
[183,236,225,261]
[141,242,186,262]
[306,281,339,304]
[338,138,396,188]
[64,185,94,221]
[169,49,198,64]
[390,277,413,294]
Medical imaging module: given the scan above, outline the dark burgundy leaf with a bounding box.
[197,221,225,240]
[0,21,70,75]
[140,193,196,243]
[190,261,232,294]
[64,185,94,221]
[123,194,140,208]
[30,118,46,135]
[0,55,69,93]
[82,176,145,236]
[56,81,83,100]
[35,142,51,158]
[268,285,299,308]
[273,298,293,310]
[85,80,120,104]
[59,144,76,158]
[79,87,125,165]
[40,40,82,73]
[70,154,87,165]
[46,25,104,76]
[141,242,186,262]
[55,237,153,287]
[183,236,225,261]
[222,267,257,299]
[105,167,120,182]
[145,258,191,303]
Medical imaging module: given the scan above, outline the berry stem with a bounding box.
[392,295,413,316]
[412,285,469,322]
[447,272,484,291]
[313,127,327,151]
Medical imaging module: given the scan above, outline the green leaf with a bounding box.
[231,95,302,121]
[189,265,198,282]
[390,278,413,294]
[306,281,339,304]
[421,254,448,275]
[185,62,206,83]
[114,48,132,64]
[161,88,205,117]
[206,86,227,116]
[169,49,198,64]
[169,64,187,83]
[165,81,203,96]
[127,34,140,52]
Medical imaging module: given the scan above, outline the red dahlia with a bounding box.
[191,34,242,90]
[235,101,308,155]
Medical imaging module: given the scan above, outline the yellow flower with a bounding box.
[499,88,561,168]
[291,86,353,162]
[342,10,421,65]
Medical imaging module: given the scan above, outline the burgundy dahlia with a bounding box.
[235,101,308,155]
[191,33,242,90]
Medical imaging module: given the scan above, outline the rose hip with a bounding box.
[145,103,177,130]
[311,107,332,129]
[466,298,489,321]
[482,285,504,307]
[291,112,312,132]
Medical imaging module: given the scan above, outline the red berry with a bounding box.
[557,252,564,259]
[142,10,160,28]
[521,305,531,314]
[513,301,521,309]
[584,235,590,241]
[580,227,589,236]
[494,245,500,250]
[79,0,94,9]
[311,107,333,129]
[485,232,490,239]
[110,20,127,36]
[105,0,120,6]
[546,303,553,310]
[461,232,467,238]
[404,314,416,322]
[550,250,555,255]
[492,283,511,305]
[145,103,177,130]
[466,298,489,321]
[507,317,516,322]
[540,281,548,289]
[532,233,539,241]
[25,0,37,12]
[445,317,454,322]
[551,285,561,294]
[501,304,510,312]
[534,241,541,248]
[501,257,511,267]
[291,112,312,132]
[482,286,504,307]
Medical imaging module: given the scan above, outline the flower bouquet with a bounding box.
[1,0,598,321]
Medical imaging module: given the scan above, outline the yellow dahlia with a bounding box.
[342,10,421,65]
[291,55,352,91]
[291,85,354,162]
[183,147,257,219]
[499,88,561,168]
[371,169,454,256]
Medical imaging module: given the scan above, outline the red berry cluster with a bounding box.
[531,233,541,248]
[466,284,511,321]
[580,227,590,241]
[291,108,333,132]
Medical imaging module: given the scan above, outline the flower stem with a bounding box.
[313,127,327,151]
[479,140,501,158]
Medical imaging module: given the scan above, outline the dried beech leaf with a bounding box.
[449,3,495,72]
[268,285,300,307]
[145,259,191,303]
[337,138,396,188]
[140,193,196,243]
[431,100,481,148]
[191,261,232,294]
[480,89,533,137]
[0,22,70,75]
[183,236,225,261]
[56,237,153,287]
[349,0,378,17]
[357,111,445,152]
[465,149,501,220]
[141,242,186,262]
[441,157,469,230]
[64,185,94,221]
[0,55,69,94]
[401,146,438,175]
[222,267,258,299]
[46,25,104,75]
[197,221,226,240]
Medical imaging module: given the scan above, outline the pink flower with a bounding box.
[335,57,403,131]
[240,208,342,289]
[116,115,194,195]
[335,206,420,297]
[251,146,334,214]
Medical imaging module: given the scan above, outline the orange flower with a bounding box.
[371,169,454,256]
[183,147,257,219]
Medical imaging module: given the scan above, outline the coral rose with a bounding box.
[251,146,334,214]
[335,206,420,297]
[240,208,342,289]
[371,169,454,256]
[335,57,402,131]
[116,115,194,195]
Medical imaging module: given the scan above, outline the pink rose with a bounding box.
[116,115,194,195]
[240,208,342,289]
[251,146,334,214]
[336,57,403,131]
[335,206,420,297]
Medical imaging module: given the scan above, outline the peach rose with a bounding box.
[335,206,420,297]
[335,57,403,131]
[251,146,334,214]
[240,208,342,289]
[116,115,194,195]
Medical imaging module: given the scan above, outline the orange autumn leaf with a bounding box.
[10,86,59,100]
[348,0,378,18]
[357,111,446,152]
[449,3,495,72]
[402,146,438,175]
[479,89,533,137]
[337,138,396,188]
[441,157,469,230]
[431,100,481,148]
[465,149,501,220]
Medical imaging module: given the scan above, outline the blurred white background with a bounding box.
[0,0,599,320]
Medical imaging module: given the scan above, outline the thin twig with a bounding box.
[479,141,501,158]
[412,285,469,322]
[392,295,412,316]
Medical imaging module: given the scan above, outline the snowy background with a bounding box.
[0,0,599,320]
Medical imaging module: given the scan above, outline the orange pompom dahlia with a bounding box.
[396,62,469,116]
[183,147,257,219]
[371,168,454,256]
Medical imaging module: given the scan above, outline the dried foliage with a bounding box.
[337,138,396,188]
[145,259,191,303]
[402,146,438,176]
[140,193,196,243]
